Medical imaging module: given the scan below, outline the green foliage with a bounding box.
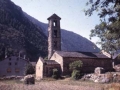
[85,0,120,53]
[69,60,83,80]
[24,63,35,75]
[69,60,83,70]
[71,69,80,80]
[85,0,120,17]
[52,68,60,79]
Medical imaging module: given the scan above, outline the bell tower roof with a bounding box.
[47,14,61,59]
[47,13,61,20]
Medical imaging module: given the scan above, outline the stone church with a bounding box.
[36,14,113,79]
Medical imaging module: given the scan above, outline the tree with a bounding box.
[24,63,35,75]
[85,0,120,54]
[69,60,83,70]
[69,60,83,80]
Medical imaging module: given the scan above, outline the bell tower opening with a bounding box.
[53,20,57,27]
[54,41,57,48]
[47,14,61,59]
[53,30,57,37]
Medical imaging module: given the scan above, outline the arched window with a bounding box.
[54,30,57,37]
[54,41,57,48]
[53,20,57,27]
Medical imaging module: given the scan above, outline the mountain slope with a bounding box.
[0,0,48,61]
[0,0,100,62]
[24,13,100,52]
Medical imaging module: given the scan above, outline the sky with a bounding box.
[11,0,100,44]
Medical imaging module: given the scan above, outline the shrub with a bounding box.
[24,63,35,75]
[69,60,83,70]
[69,60,83,80]
[52,68,60,79]
[71,69,80,80]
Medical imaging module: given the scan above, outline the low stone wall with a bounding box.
[82,72,120,83]
[0,76,23,80]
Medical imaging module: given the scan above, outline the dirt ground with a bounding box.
[0,79,104,90]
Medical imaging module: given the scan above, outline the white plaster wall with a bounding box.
[36,57,44,79]
[50,52,63,72]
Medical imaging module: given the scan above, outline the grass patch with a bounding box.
[103,83,120,90]
[0,79,22,84]
[1,77,119,90]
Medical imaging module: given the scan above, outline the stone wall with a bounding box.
[43,64,61,77]
[48,14,61,59]
[62,57,113,75]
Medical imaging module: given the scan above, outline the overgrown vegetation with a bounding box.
[52,68,60,79]
[24,63,35,75]
[69,60,83,80]
[71,70,80,80]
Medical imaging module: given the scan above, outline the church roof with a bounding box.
[44,60,59,65]
[47,14,61,20]
[55,51,110,59]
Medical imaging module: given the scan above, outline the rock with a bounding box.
[20,78,24,82]
[94,79,99,83]
[23,75,35,84]
[99,77,110,83]
[5,76,16,80]
[81,72,120,83]
[113,73,120,82]
[36,77,41,81]
[93,74,110,83]
[114,64,120,72]
[15,76,23,79]
[94,67,105,75]
[81,74,93,81]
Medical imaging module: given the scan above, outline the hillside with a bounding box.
[24,13,100,52]
[0,0,48,61]
[0,0,100,61]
